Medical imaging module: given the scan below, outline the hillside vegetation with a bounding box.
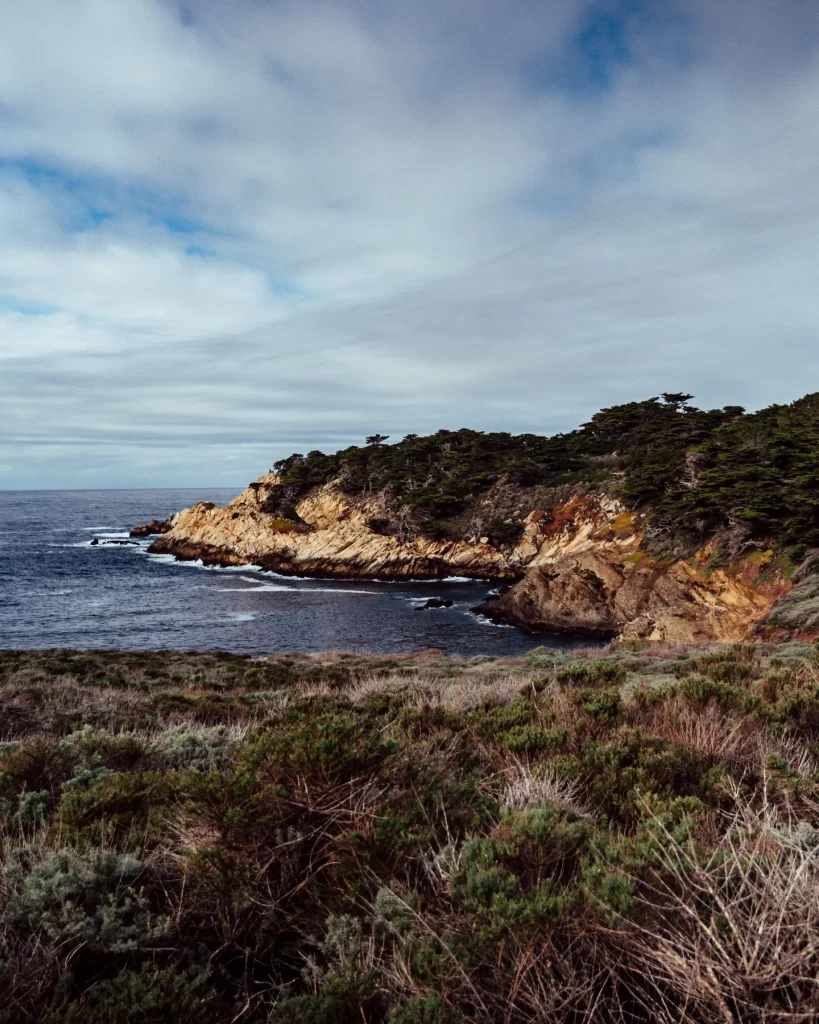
[2,644,819,1022]
[270,391,819,557]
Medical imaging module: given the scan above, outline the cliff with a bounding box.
[145,474,790,641]
[479,546,784,642]
[149,473,523,579]
[141,391,819,640]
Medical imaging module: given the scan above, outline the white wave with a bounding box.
[218,583,291,592]
[257,570,463,585]
[258,569,314,581]
[219,576,381,596]
[183,560,254,572]
[312,587,380,595]
[141,555,266,573]
[226,611,258,622]
[82,526,117,531]
[91,531,131,539]
[463,609,518,629]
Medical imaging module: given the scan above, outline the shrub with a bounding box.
[465,698,538,740]
[60,965,224,1024]
[57,771,178,848]
[154,723,239,770]
[273,914,386,1023]
[388,992,454,1024]
[248,713,396,783]
[572,687,623,725]
[5,848,167,952]
[272,970,384,1024]
[0,736,77,800]
[678,674,745,710]
[4,645,819,1020]
[63,725,147,772]
[503,726,567,753]
[16,789,51,830]
[557,735,708,827]
[484,519,525,549]
[692,646,760,686]
[556,661,627,688]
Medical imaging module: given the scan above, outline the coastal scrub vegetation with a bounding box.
[270,391,819,556]
[2,644,819,1021]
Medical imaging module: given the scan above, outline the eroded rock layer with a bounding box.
[148,473,791,640]
[478,550,780,642]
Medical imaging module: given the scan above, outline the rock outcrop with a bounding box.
[478,550,779,642]
[757,549,819,641]
[130,517,175,538]
[149,475,519,579]
[146,473,792,641]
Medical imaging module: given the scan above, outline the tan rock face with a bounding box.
[148,475,788,640]
[150,477,514,580]
[479,550,777,642]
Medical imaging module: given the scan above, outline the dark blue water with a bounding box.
[0,489,594,656]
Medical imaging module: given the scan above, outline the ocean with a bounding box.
[0,488,596,656]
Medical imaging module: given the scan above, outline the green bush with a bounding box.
[556,661,627,688]
[389,992,456,1024]
[503,726,567,753]
[61,965,224,1024]
[5,848,167,952]
[0,736,78,799]
[17,789,51,829]
[154,723,238,770]
[572,687,623,725]
[57,771,178,847]
[678,674,745,710]
[465,698,538,739]
[272,970,384,1024]
[247,713,396,784]
[557,735,707,827]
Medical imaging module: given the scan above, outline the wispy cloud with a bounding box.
[2,0,818,487]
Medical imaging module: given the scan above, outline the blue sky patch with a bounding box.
[0,157,224,240]
[0,294,59,317]
[526,0,689,97]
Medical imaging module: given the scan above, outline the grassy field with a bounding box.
[1,642,819,1022]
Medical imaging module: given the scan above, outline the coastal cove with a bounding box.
[0,489,594,656]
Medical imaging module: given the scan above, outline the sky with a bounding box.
[2,0,819,489]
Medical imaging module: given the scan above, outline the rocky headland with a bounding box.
[140,392,819,642]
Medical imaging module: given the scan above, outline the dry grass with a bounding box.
[649,700,763,770]
[624,785,819,1023]
[3,644,819,1021]
[498,759,591,818]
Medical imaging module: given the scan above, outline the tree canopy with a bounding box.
[271,392,819,552]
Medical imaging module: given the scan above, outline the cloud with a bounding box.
[1,0,818,488]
